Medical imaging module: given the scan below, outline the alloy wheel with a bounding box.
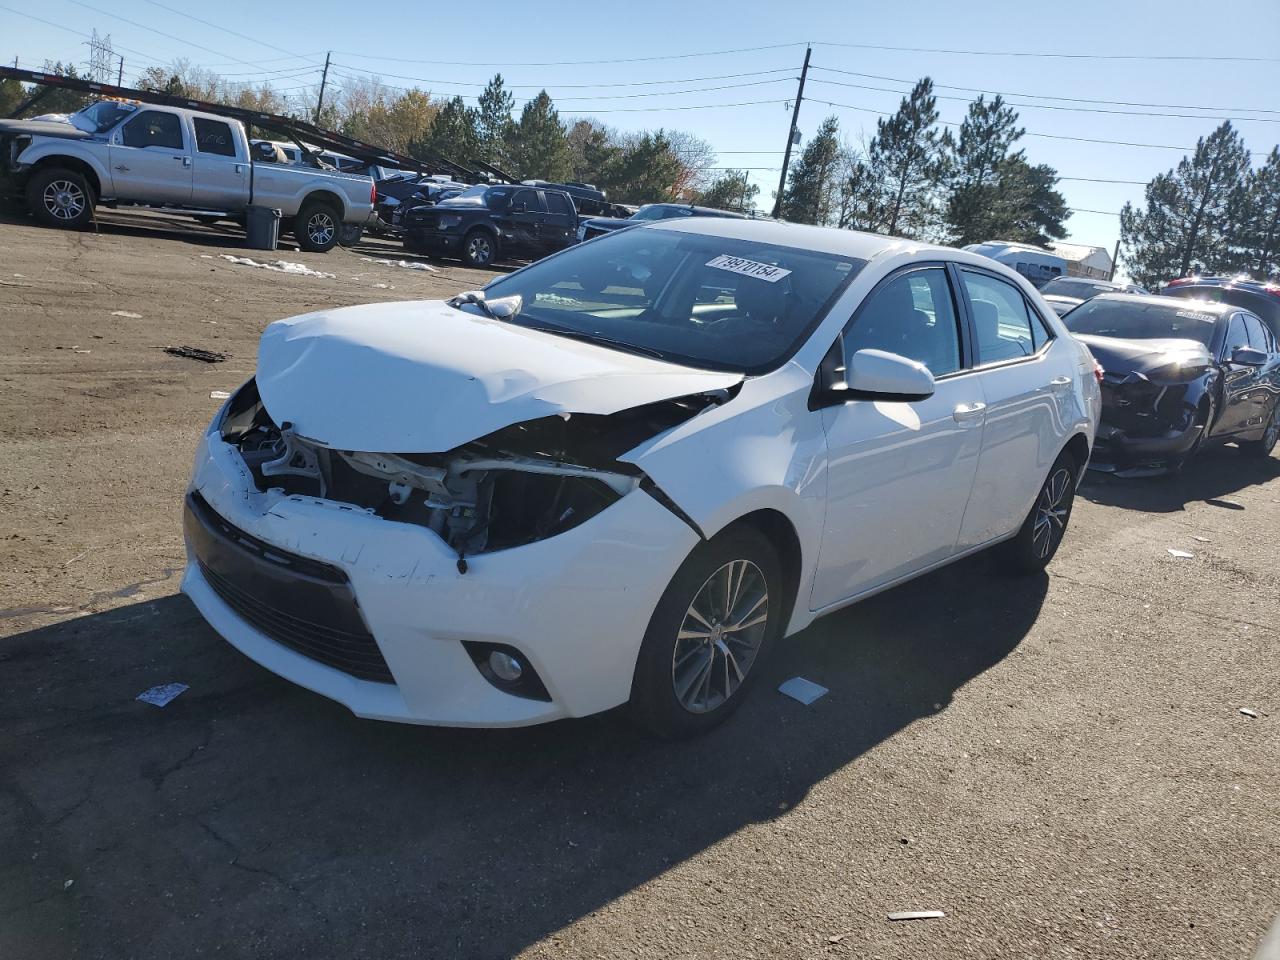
[43,180,86,221]
[1264,412,1280,453]
[307,211,335,246]
[467,235,491,264]
[1032,467,1073,559]
[671,559,769,714]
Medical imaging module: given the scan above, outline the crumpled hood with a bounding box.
[0,119,92,141]
[1075,334,1211,378]
[256,299,742,453]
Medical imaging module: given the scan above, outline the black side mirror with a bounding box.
[1232,346,1268,366]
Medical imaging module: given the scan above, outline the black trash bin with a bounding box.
[245,205,281,251]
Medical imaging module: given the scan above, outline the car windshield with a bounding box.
[1041,278,1115,299]
[481,226,864,373]
[1064,299,1219,347]
[631,205,690,222]
[75,101,137,132]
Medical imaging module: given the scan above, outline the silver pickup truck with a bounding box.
[0,101,375,252]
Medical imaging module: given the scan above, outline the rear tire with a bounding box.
[998,450,1078,574]
[294,200,340,252]
[461,228,497,267]
[26,167,95,229]
[628,526,784,739]
[1240,401,1280,458]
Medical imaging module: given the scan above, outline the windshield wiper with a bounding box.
[524,323,666,360]
[447,290,522,321]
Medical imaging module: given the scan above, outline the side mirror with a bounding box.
[1231,346,1268,366]
[834,348,935,403]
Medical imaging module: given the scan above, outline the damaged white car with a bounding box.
[182,219,1099,736]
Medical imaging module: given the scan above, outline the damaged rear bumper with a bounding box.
[181,430,698,726]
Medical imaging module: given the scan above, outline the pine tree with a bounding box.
[566,119,619,186]
[779,115,841,225]
[864,78,943,238]
[477,74,515,167]
[1237,148,1280,279]
[943,94,1027,245]
[602,130,684,204]
[0,78,28,117]
[985,157,1069,247]
[412,96,480,165]
[696,170,759,212]
[1121,121,1252,286]
[509,91,572,181]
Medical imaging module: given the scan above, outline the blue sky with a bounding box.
[4,0,1279,259]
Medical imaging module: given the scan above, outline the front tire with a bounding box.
[294,200,340,252]
[998,450,1078,574]
[1240,401,1280,459]
[629,526,784,739]
[26,167,95,229]
[461,228,497,267]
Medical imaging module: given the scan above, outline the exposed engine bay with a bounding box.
[218,379,729,559]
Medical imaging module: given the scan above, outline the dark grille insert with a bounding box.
[185,493,394,684]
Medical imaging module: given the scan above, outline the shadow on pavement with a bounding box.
[1080,444,1280,513]
[0,553,1046,959]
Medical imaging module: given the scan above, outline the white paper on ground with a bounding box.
[888,910,945,921]
[778,677,828,705]
[1167,549,1194,559]
[136,682,189,707]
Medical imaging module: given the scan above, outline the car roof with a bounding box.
[643,217,937,261]
[1088,292,1237,315]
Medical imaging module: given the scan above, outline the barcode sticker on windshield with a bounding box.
[1176,311,1216,323]
[706,255,792,283]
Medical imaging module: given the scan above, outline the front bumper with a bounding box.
[1088,418,1205,470]
[181,430,697,726]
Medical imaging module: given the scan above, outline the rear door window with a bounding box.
[193,118,236,157]
[545,192,572,216]
[961,271,1037,364]
[121,110,184,150]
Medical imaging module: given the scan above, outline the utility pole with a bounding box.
[117,56,124,86]
[1108,237,1121,280]
[314,51,331,125]
[771,45,811,219]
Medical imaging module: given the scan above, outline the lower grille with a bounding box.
[185,493,394,683]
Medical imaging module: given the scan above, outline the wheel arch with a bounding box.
[298,189,346,219]
[1063,431,1091,481]
[29,155,102,200]
[723,508,804,640]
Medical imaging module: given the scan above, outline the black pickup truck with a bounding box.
[402,183,578,267]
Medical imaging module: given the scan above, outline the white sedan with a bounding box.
[182,219,1100,737]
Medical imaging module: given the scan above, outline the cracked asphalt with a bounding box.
[1,210,1278,960]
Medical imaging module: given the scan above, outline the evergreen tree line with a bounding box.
[777,77,1070,250]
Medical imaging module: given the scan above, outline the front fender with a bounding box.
[622,362,829,635]
[16,140,112,192]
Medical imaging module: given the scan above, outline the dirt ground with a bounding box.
[1,210,1278,960]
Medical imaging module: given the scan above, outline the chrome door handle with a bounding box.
[175,156,192,167]
[114,165,129,172]
[953,401,987,423]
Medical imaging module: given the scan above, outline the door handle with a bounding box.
[114,165,129,172]
[953,401,987,423]
[175,156,192,167]
[234,164,245,174]
[1049,375,1072,389]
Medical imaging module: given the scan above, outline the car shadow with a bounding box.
[0,553,1046,959]
[1080,444,1280,513]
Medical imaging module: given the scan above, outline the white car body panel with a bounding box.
[182,219,1099,726]
[256,300,743,453]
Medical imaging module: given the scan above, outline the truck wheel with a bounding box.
[26,167,95,229]
[462,228,497,267]
[295,200,340,253]
[338,223,364,247]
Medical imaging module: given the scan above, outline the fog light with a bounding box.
[488,650,523,683]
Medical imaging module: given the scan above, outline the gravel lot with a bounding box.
[1,210,1277,960]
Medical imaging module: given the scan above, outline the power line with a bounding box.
[812,39,1278,64]
[330,72,794,102]
[60,0,302,72]
[1069,208,1122,216]
[326,63,798,90]
[810,65,1280,117]
[137,0,319,63]
[329,42,806,68]
[0,5,170,67]
[810,97,1271,155]
[806,76,1280,124]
